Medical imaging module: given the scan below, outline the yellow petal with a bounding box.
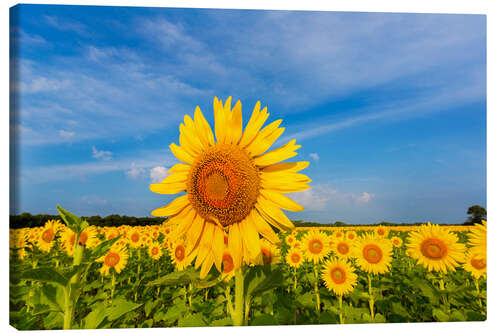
[255,197,295,231]
[151,195,190,217]
[168,163,191,174]
[212,226,224,272]
[253,139,301,166]
[149,182,186,195]
[214,97,227,144]
[160,205,191,227]
[250,209,280,243]
[169,209,197,242]
[261,171,311,184]
[170,143,195,165]
[186,218,205,249]
[261,182,310,193]
[240,102,269,147]
[200,250,214,279]
[261,161,309,173]
[195,222,215,268]
[246,126,285,157]
[239,216,262,264]
[260,189,304,212]
[194,106,215,147]
[227,100,243,144]
[228,223,243,269]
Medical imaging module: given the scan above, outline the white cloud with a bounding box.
[59,130,75,139]
[289,185,375,210]
[92,146,113,160]
[126,162,145,179]
[309,153,320,161]
[44,15,88,35]
[80,195,108,206]
[355,192,375,204]
[150,166,169,183]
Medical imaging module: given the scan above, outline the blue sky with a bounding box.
[10,4,486,224]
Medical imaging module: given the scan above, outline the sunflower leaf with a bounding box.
[20,268,69,287]
[57,204,82,234]
[89,235,122,260]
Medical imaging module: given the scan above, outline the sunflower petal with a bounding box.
[170,143,195,165]
[151,195,190,217]
[260,190,304,212]
[149,182,186,195]
[239,216,262,263]
[250,209,280,243]
[194,106,215,147]
[168,163,191,174]
[228,100,243,144]
[255,197,295,231]
[228,223,243,269]
[240,102,269,147]
[213,226,224,272]
[253,139,301,166]
[261,161,309,173]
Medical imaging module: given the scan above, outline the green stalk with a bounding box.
[63,287,73,330]
[313,265,321,314]
[233,268,245,326]
[225,285,234,318]
[475,279,482,308]
[293,267,297,291]
[338,294,344,324]
[368,273,374,320]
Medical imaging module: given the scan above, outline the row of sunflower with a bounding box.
[10,218,486,328]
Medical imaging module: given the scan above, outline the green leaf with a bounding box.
[106,298,143,321]
[450,310,467,322]
[209,317,233,327]
[178,313,207,327]
[413,278,439,304]
[57,204,82,233]
[146,268,200,287]
[251,314,279,326]
[374,313,386,323]
[466,310,485,321]
[244,265,284,297]
[432,308,450,322]
[89,235,122,259]
[20,268,68,287]
[144,300,159,317]
[83,302,107,329]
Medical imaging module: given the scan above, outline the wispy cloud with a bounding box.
[309,153,320,161]
[92,146,113,160]
[288,185,376,211]
[150,166,169,183]
[20,149,176,184]
[44,15,88,35]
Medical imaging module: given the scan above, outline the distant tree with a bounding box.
[333,221,346,226]
[465,205,487,225]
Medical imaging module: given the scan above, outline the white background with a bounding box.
[2,1,498,332]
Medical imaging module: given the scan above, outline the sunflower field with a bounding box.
[9,97,487,329]
[9,211,486,329]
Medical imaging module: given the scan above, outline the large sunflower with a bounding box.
[150,97,310,277]
[406,222,465,273]
[321,258,358,296]
[354,233,393,275]
[331,236,355,259]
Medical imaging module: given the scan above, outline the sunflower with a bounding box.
[406,222,465,273]
[170,239,193,271]
[37,220,61,253]
[258,239,281,265]
[285,249,304,268]
[301,229,330,264]
[354,233,393,275]
[462,251,486,280]
[61,226,100,256]
[375,226,388,238]
[150,97,310,277]
[391,236,403,248]
[333,230,344,239]
[128,229,143,249]
[331,236,354,259]
[221,249,236,280]
[346,231,357,241]
[321,258,358,296]
[468,220,486,259]
[285,234,296,246]
[96,243,129,276]
[148,241,163,260]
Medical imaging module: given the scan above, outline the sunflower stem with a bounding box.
[368,273,375,320]
[293,267,297,291]
[474,279,482,309]
[224,285,234,318]
[233,268,245,326]
[313,265,321,315]
[338,294,344,324]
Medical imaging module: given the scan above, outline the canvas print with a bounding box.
[9,4,486,329]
